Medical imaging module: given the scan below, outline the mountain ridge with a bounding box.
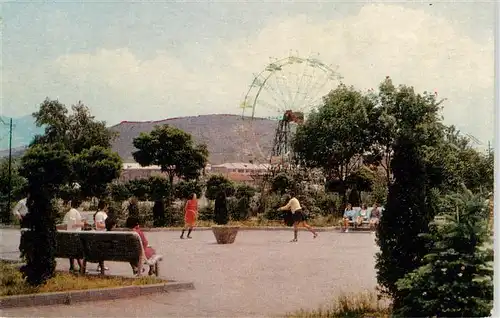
[1,114,280,164]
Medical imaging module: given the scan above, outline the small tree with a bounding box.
[132,125,208,184]
[147,176,171,227]
[72,146,122,202]
[19,143,72,285]
[205,175,235,201]
[0,158,27,224]
[206,175,234,225]
[233,184,257,221]
[394,187,493,317]
[214,191,229,225]
[126,179,150,201]
[174,180,203,200]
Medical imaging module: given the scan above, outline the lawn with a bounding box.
[0,261,165,297]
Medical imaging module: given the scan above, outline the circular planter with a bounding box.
[211,226,239,244]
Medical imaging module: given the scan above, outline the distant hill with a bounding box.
[0,115,44,150]
[0,114,282,164]
[110,114,280,164]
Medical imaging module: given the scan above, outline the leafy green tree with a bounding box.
[174,180,203,200]
[18,99,121,285]
[293,84,378,206]
[270,172,294,195]
[32,99,115,153]
[18,143,72,286]
[345,166,375,206]
[72,146,122,201]
[395,187,493,317]
[108,182,131,202]
[31,99,120,201]
[132,125,209,184]
[375,80,444,301]
[205,175,235,200]
[126,179,150,201]
[0,158,27,223]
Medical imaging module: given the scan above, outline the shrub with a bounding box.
[263,193,286,220]
[174,180,203,200]
[394,187,493,317]
[313,191,341,216]
[214,192,229,225]
[108,182,131,202]
[164,204,183,227]
[198,205,214,221]
[205,175,235,200]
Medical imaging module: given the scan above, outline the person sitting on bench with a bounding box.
[125,216,157,276]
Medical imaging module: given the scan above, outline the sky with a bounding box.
[1,1,495,147]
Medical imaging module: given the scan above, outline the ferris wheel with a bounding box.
[240,53,342,120]
[237,53,342,165]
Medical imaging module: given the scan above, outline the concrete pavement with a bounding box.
[0,229,379,317]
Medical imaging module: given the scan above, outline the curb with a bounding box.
[0,281,195,309]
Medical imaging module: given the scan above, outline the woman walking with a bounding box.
[278,192,318,242]
[181,193,198,239]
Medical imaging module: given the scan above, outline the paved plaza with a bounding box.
[0,229,379,317]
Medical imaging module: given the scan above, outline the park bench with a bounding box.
[21,229,163,277]
[340,207,384,230]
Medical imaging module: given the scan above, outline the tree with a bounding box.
[132,125,208,184]
[126,179,150,201]
[205,175,235,201]
[293,84,378,207]
[31,99,120,201]
[375,81,444,301]
[147,176,171,227]
[72,146,122,201]
[18,143,72,285]
[174,180,203,200]
[0,158,27,223]
[32,99,115,153]
[18,99,121,286]
[394,187,493,317]
[233,184,257,221]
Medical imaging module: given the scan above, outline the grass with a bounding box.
[285,291,391,318]
[0,261,165,297]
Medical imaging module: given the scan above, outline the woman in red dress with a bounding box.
[181,193,198,239]
[126,217,156,275]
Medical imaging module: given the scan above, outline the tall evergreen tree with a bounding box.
[394,187,493,317]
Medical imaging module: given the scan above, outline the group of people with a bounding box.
[342,203,381,232]
[12,190,377,275]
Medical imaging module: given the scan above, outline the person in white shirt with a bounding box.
[93,201,109,272]
[93,201,108,231]
[278,192,318,242]
[63,200,85,272]
[12,195,29,228]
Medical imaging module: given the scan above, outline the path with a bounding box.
[0,229,379,317]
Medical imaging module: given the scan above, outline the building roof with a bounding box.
[211,162,270,170]
[227,172,254,182]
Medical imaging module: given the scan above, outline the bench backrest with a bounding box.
[54,231,86,259]
[78,231,144,263]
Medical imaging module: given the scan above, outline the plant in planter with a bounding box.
[206,175,238,244]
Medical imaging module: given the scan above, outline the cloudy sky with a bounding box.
[2,1,495,146]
